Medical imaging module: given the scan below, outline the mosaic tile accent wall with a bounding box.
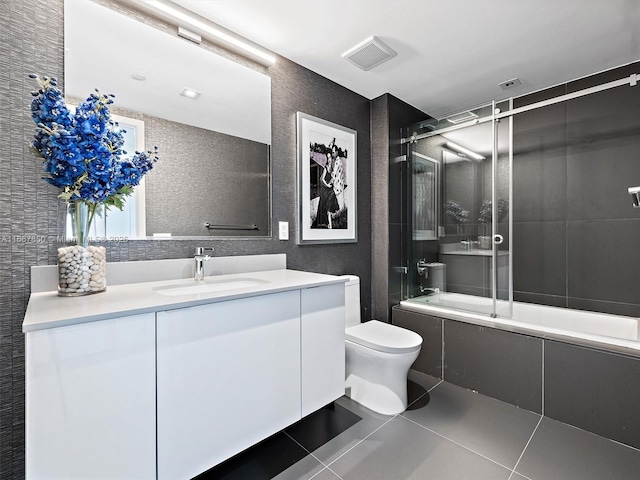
[0,1,372,476]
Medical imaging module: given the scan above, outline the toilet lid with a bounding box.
[345,320,423,354]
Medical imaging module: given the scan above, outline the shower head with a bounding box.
[628,186,640,208]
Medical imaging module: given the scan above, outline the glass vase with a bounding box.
[57,201,107,296]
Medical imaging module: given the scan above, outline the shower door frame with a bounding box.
[403,101,513,318]
[401,71,639,319]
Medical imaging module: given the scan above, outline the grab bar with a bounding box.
[204,223,259,231]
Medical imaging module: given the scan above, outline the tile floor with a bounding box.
[197,371,640,479]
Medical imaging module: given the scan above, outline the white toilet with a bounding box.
[341,275,423,415]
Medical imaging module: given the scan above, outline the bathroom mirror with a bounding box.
[64,0,272,239]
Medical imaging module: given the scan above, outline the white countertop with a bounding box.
[23,269,346,333]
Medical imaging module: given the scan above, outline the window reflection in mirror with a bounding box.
[64,0,272,239]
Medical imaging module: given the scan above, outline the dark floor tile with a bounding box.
[285,403,362,453]
[406,370,441,410]
[271,456,330,480]
[329,416,513,480]
[508,474,529,480]
[195,432,310,480]
[402,381,541,469]
[306,396,394,466]
[515,417,640,480]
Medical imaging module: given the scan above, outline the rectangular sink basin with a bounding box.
[154,278,269,296]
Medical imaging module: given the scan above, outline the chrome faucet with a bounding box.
[194,247,213,281]
[420,285,440,296]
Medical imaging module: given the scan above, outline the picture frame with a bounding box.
[296,112,357,245]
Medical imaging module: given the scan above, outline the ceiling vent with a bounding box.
[342,36,397,71]
[499,77,522,90]
[445,111,479,124]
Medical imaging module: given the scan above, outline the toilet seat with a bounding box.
[345,320,422,354]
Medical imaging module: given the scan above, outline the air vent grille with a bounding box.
[445,111,479,124]
[342,36,397,71]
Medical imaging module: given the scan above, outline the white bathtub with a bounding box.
[400,293,640,358]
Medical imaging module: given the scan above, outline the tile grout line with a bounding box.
[283,431,346,480]
[321,413,399,470]
[399,415,515,473]
[406,378,443,410]
[308,465,345,480]
[509,415,543,478]
[541,340,545,416]
[283,430,327,466]
[441,319,445,380]
[287,381,445,479]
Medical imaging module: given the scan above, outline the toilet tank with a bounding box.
[339,275,361,328]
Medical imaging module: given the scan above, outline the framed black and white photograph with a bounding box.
[296,112,357,245]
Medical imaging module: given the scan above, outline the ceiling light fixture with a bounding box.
[140,0,276,66]
[178,26,201,44]
[180,87,201,100]
[444,141,485,161]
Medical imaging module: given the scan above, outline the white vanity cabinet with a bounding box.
[156,290,302,480]
[301,283,345,416]
[25,313,156,480]
[24,265,346,480]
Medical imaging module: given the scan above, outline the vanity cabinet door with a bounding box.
[157,290,301,480]
[25,313,156,480]
[301,283,345,417]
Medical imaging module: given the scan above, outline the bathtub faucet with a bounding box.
[417,258,428,277]
[420,285,439,296]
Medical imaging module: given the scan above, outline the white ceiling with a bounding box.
[65,0,271,144]
[172,0,640,119]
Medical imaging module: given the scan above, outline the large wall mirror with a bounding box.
[64,0,272,239]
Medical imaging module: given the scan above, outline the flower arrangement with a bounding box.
[445,199,469,224]
[29,74,159,296]
[29,74,158,241]
[478,198,509,224]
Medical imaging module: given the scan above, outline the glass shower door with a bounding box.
[405,102,512,318]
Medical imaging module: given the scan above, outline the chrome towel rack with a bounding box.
[204,223,259,231]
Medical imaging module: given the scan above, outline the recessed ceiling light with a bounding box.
[131,73,147,81]
[180,87,201,100]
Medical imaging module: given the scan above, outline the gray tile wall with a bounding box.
[370,94,430,322]
[392,306,640,449]
[371,95,389,322]
[143,116,271,237]
[0,1,371,476]
[513,61,640,316]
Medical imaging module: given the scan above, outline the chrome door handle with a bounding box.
[493,234,504,245]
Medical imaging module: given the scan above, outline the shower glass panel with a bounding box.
[405,102,512,318]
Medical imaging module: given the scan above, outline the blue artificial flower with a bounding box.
[29,74,159,209]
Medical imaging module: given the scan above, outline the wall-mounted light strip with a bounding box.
[444,141,485,161]
[122,0,276,66]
